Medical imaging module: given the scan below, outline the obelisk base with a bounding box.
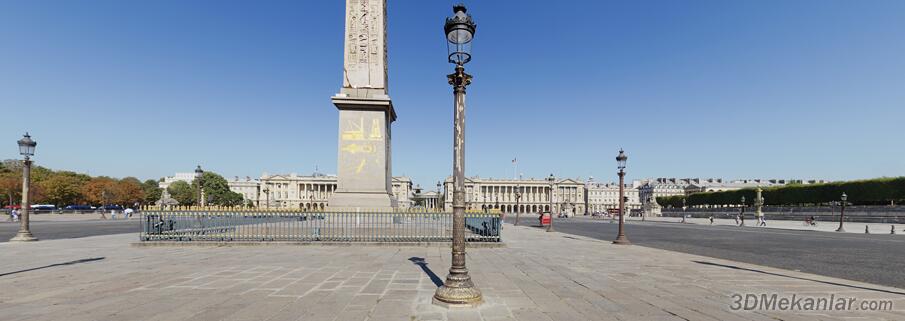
[328,191,397,211]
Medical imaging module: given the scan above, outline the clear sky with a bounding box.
[1,0,903,186]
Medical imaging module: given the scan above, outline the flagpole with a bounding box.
[513,158,518,180]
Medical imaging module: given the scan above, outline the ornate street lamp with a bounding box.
[739,196,746,226]
[514,184,522,226]
[613,149,630,244]
[837,192,848,232]
[434,3,482,308]
[10,133,38,242]
[546,173,556,232]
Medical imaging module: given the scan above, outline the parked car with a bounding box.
[98,205,124,211]
[31,204,58,213]
[2,205,22,210]
[64,205,95,211]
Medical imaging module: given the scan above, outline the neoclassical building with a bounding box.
[442,177,586,216]
[586,181,641,214]
[222,172,413,210]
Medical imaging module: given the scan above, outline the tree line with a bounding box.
[0,159,161,208]
[657,176,905,208]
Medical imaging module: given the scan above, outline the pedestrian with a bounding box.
[124,208,134,219]
[11,208,19,222]
[759,216,766,227]
[709,215,714,225]
[734,213,739,225]
[739,214,745,226]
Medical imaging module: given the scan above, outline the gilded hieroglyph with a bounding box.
[343,0,388,91]
[340,115,385,175]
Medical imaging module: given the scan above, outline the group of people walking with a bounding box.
[718,214,767,227]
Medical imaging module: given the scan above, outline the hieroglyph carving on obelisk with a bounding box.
[329,0,397,210]
[343,0,388,92]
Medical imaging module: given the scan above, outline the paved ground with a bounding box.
[508,215,905,290]
[645,215,905,234]
[1,225,904,320]
[0,219,139,243]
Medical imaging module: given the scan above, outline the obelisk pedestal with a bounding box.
[328,0,397,210]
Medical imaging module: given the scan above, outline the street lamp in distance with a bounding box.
[546,173,556,232]
[613,149,630,245]
[836,192,848,232]
[10,133,38,242]
[195,165,204,207]
[514,184,522,226]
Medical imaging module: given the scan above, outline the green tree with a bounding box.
[193,171,241,206]
[142,179,162,204]
[167,181,195,206]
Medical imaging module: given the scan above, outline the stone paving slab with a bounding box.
[1,225,904,320]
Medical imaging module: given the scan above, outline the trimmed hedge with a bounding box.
[657,177,905,208]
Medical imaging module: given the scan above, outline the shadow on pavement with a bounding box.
[693,260,905,296]
[0,257,105,277]
[409,257,443,287]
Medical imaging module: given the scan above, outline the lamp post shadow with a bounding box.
[408,257,443,287]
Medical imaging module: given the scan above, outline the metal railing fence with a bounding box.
[140,209,501,242]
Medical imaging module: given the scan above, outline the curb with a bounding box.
[131,241,507,248]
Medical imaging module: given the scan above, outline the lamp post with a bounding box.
[437,181,443,212]
[739,196,746,226]
[514,184,522,226]
[10,133,38,242]
[546,173,556,232]
[263,187,270,209]
[836,192,848,232]
[681,198,686,223]
[434,4,482,307]
[613,149,630,245]
[100,189,109,219]
[194,165,204,207]
[584,178,591,216]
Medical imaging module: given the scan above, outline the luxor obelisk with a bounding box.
[328,0,398,210]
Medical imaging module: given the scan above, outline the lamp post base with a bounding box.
[433,274,483,307]
[612,235,631,245]
[836,227,846,232]
[10,230,38,242]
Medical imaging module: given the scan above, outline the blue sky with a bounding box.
[1,0,903,186]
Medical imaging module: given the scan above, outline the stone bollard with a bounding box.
[865,225,870,234]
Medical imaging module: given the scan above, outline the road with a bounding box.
[507,216,905,289]
[0,220,140,243]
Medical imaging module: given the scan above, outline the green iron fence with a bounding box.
[140,209,501,242]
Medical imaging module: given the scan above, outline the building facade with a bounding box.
[442,177,586,216]
[586,181,641,213]
[410,184,443,211]
[220,172,413,210]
